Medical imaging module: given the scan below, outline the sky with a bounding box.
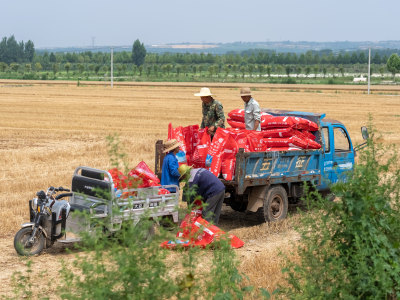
[1,0,399,48]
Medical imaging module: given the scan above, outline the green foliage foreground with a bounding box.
[282,122,400,299]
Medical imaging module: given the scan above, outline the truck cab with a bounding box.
[319,119,355,191]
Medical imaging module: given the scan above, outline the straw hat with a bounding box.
[240,87,252,96]
[194,87,213,97]
[163,139,181,153]
[178,164,192,180]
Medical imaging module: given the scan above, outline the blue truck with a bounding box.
[222,109,367,222]
[155,109,367,222]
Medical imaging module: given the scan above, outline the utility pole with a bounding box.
[368,48,371,95]
[111,47,114,88]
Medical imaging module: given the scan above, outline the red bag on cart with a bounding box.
[108,168,128,189]
[129,161,160,184]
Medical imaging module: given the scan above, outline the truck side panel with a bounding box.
[233,149,322,194]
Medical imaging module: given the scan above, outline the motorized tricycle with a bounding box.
[14,166,179,256]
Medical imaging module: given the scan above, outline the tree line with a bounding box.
[1,35,400,80]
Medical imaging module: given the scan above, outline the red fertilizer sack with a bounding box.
[266,146,302,152]
[221,158,235,180]
[299,130,316,141]
[108,168,128,189]
[192,128,211,168]
[209,154,222,177]
[158,188,171,195]
[261,116,293,129]
[206,128,230,166]
[227,118,246,129]
[129,161,160,185]
[231,130,250,152]
[172,126,187,153]
[222,134,239,159]
[228,109,245,122]
[161,212,244,249]
[262,127,295,138]
[247,131,267,152]
[291,117,319,131]
[289,136,321,149]
[264,137,291,148]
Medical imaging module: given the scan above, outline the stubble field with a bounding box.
[1,80,400,297]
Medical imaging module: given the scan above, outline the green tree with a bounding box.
[10,62,19,72]
[34,62,42,72]
[131,39,147,67]
[52,63,59,78]
[24,40,35,62]
[24,63,31,73]
[386,53,400,79]
[0,62,7,72]
[64,63,71,77]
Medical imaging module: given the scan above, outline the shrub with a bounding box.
[282,121,400,299]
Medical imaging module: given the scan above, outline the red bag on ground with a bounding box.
[161,210,244,249]
[227,118,246,129]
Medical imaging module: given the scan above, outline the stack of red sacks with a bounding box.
[160,201,244,249]
[168,123,211,168]
[227,108,319,132]
[108,161,170,196]
[168,110,321,180]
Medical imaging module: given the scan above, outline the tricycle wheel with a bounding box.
[262,185,288,222]
[14,227,45,256]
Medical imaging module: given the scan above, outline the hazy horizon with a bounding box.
[2,0,399,48]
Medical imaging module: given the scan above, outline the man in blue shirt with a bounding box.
[180,166,225,225]
[161,139,181,192]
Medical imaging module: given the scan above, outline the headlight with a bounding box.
[31,198,38,211]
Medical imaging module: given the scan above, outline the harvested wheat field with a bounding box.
[1,81,400,298]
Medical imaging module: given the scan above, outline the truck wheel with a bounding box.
[262,186,288,222]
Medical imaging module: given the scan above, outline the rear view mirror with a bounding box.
[361,126,369,140]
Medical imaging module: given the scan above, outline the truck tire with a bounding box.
[262,185,288,222]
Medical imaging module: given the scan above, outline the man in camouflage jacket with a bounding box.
[194,87,225,139]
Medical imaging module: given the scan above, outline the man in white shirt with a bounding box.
[240,87,261,131]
